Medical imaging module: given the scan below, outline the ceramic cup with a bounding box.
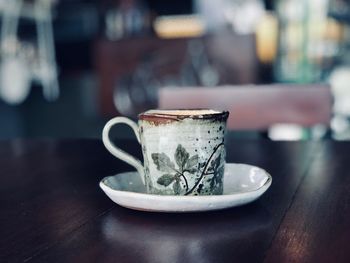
[102,109,229,196]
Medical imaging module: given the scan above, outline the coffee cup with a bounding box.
[102,109,229,196]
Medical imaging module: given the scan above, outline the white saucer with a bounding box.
[99,163,272,212]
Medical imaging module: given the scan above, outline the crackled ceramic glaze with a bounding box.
[102,109,229,196]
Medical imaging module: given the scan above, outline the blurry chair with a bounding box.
[159,84,332,139]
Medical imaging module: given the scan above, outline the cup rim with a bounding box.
[139,109,229,122]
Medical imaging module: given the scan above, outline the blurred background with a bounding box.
[0,0,349,140]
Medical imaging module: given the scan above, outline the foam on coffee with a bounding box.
[145,109,221,116]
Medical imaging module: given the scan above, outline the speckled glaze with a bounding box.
[102,109,229,196]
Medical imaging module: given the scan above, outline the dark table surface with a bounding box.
[1,137,350,263]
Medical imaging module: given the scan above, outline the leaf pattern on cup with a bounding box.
[151,143,224,195]
[151,144,198,195]
[208,153,225,194]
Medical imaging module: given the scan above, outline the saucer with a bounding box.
[99,163,272,212]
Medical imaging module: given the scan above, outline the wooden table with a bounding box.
[1,138,350,262]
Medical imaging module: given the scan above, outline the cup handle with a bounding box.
[102,117,145,185]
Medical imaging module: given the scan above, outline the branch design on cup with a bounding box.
[151,143,224,195]
[185,142,224,195]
